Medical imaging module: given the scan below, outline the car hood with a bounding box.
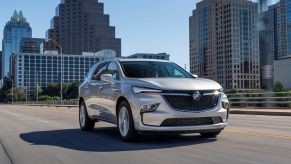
[132,78,222,90]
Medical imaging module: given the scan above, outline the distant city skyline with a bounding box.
[43,0,121,56]
[190,0,261,90]
[0,0,278,69]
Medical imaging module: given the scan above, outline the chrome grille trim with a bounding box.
[161,90,221,112]
[161,93,191,96]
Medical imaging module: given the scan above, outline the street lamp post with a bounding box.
[10,54,14,104]
[48,39,63,104]
[25,87,28,104]
[36,71,39,102]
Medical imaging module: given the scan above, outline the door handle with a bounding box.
[99,86,103,90]
[112,88,120,92]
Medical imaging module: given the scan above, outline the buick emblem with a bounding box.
[192,91,201,101]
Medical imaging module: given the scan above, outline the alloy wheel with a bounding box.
[118,107,130,137]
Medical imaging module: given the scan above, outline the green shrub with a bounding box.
[273,81,285,92]
[39,95,53,101]
[51,96,60,101]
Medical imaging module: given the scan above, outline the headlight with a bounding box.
[132,86,162,94]
[222,101,230,110]
[221,101,230,120]
[141,103,160,113]
[219,88,224,92]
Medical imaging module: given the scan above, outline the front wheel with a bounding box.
[79,101,95,131]
[200,130,222,138]
[117,101,139,142]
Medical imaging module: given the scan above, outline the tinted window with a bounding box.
[120,61,193,78]
[106,62,119,80]
[91,62,108,80]
[86,64,97,79]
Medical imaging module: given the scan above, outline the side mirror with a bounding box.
[192,74,198,78]
[100,74,115,85]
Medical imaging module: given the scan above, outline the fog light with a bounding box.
[141,103,159,113]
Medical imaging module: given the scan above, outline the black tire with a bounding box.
[117,101,139,142]
[79,101,95,131]
[200,130,222,138]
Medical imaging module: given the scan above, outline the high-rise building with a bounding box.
[259,3,281,89]
[274,57,291,89]
[1,10,32,78]
[189,0,260,90]
[20,38,45,53]
[0,51,2,79]
[256,0,269,13]
[128,53,170,60]
[43,0,121,56]
[12,50,115,96]
[271,0,291,59]
[259,0,291,89]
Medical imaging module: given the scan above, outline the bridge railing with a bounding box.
[8,92,291,109]
[11,99,78,106]
[226,92,291,108]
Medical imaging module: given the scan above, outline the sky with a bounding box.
[0,0,278,69]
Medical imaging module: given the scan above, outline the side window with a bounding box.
[174,69,184,77]
[86,64,97,79]
[91,62,108,81]
[106,62,120,80]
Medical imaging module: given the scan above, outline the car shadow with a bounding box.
[20,127,217,152]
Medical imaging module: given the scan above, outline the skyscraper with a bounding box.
[0,51,2,79]
[189,0,260,90]
[20,38,45,53]
[43,0,121,56]
[256,0,269,13]
[259,3,280,89]
[276,0,291,59]
[2,10,32,78]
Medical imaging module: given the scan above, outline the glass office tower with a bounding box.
[2,10,32,78]
[190,0,260,90]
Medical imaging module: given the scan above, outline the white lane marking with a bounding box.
[37,120,49,124]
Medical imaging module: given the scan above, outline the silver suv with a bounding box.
[79,58,229,141]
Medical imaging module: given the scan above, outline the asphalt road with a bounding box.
[0,105,291,164]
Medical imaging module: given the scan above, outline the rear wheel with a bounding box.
[200,130,222,138]
[117,101,139,142]
[79,101,95,131]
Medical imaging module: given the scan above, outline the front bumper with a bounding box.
[129,92,229,132]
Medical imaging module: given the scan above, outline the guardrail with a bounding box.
[7,92,291,109]
[227,92,291,108]
[11,99,78,107]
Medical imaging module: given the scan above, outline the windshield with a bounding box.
[120,61,193,78]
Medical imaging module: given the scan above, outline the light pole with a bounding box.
[24,86,28,104]
[10,54,14,104]
[36,71,39,102]
[48,39,63,104]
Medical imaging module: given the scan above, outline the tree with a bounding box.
[6,87,25,102]
[64,82,79,99]
[41,83,60,97]
[40,82,79,100]
[0,79,12,103]
[273,81,285,92]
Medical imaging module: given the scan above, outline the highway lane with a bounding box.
[0,105,291,164]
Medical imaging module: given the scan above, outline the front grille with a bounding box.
[160,117,222,127]
[162,90,219,111]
